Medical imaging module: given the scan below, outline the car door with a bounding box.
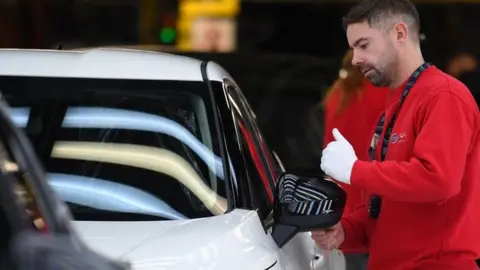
[223,79,322,269]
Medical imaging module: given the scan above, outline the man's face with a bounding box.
[346,21,398,87]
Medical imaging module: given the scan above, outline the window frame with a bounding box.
[223,79,278,224]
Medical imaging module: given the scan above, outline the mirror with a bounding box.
[9,232,131,270]
[271,172,346,248]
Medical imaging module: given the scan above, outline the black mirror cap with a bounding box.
[271,172,346,248]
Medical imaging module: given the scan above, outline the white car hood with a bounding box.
[72,209,278,270]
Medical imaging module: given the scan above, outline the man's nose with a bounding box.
[351,52,362,67]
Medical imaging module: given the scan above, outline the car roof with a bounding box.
[0,48,231,82]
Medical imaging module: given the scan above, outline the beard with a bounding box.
[359,50,398,87]
[364,68,388,87]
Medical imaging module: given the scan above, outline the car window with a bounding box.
[2,77,228,222]
[225,82,277,210]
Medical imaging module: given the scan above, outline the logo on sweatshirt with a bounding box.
[391,132,407,144]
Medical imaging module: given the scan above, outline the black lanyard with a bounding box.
[368,62,430,219]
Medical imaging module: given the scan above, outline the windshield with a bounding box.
[1,77,228,221]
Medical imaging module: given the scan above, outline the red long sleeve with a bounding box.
[351,90,477,203]
[322,81,388,254]
[340,204,369,252]
[323,81,388,221]
[335,66,480,270]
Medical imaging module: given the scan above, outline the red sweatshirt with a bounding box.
[341,66,480,270]
[324,80,388,252]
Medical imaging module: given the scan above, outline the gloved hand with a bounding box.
[320,128,358,185]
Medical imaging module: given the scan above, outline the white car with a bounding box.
[0,48,347,270]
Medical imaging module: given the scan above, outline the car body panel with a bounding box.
[72,209,323,270]
[205,60,236,83]
[0,49,204,81]
[72,209,278,270]
[0,48,238,83]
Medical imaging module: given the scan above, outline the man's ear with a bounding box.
[393,22,409,43]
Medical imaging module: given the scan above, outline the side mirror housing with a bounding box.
[271,172,346,248]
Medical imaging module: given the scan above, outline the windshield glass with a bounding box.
[1,77,228,221]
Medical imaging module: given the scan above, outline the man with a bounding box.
[313,0,480,270]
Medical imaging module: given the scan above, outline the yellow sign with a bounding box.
[177,0,240,51]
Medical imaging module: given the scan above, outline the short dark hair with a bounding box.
[342,0,420,40]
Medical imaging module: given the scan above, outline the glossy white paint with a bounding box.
[0,48,230,82]
[205,60,237,84]
[72,209,326,270]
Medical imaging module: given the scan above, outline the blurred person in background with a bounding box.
[314,0,480,269]
[322,49,389,270]
[446,51,478,78]
[448,52,480,107]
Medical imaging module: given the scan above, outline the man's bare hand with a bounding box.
[311,222,345,250]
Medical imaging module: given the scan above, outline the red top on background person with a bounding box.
[314,0,480,270]
[323,49,388,252]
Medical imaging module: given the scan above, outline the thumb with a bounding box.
[332,128,346,142]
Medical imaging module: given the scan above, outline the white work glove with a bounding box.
[320,128,358,185]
